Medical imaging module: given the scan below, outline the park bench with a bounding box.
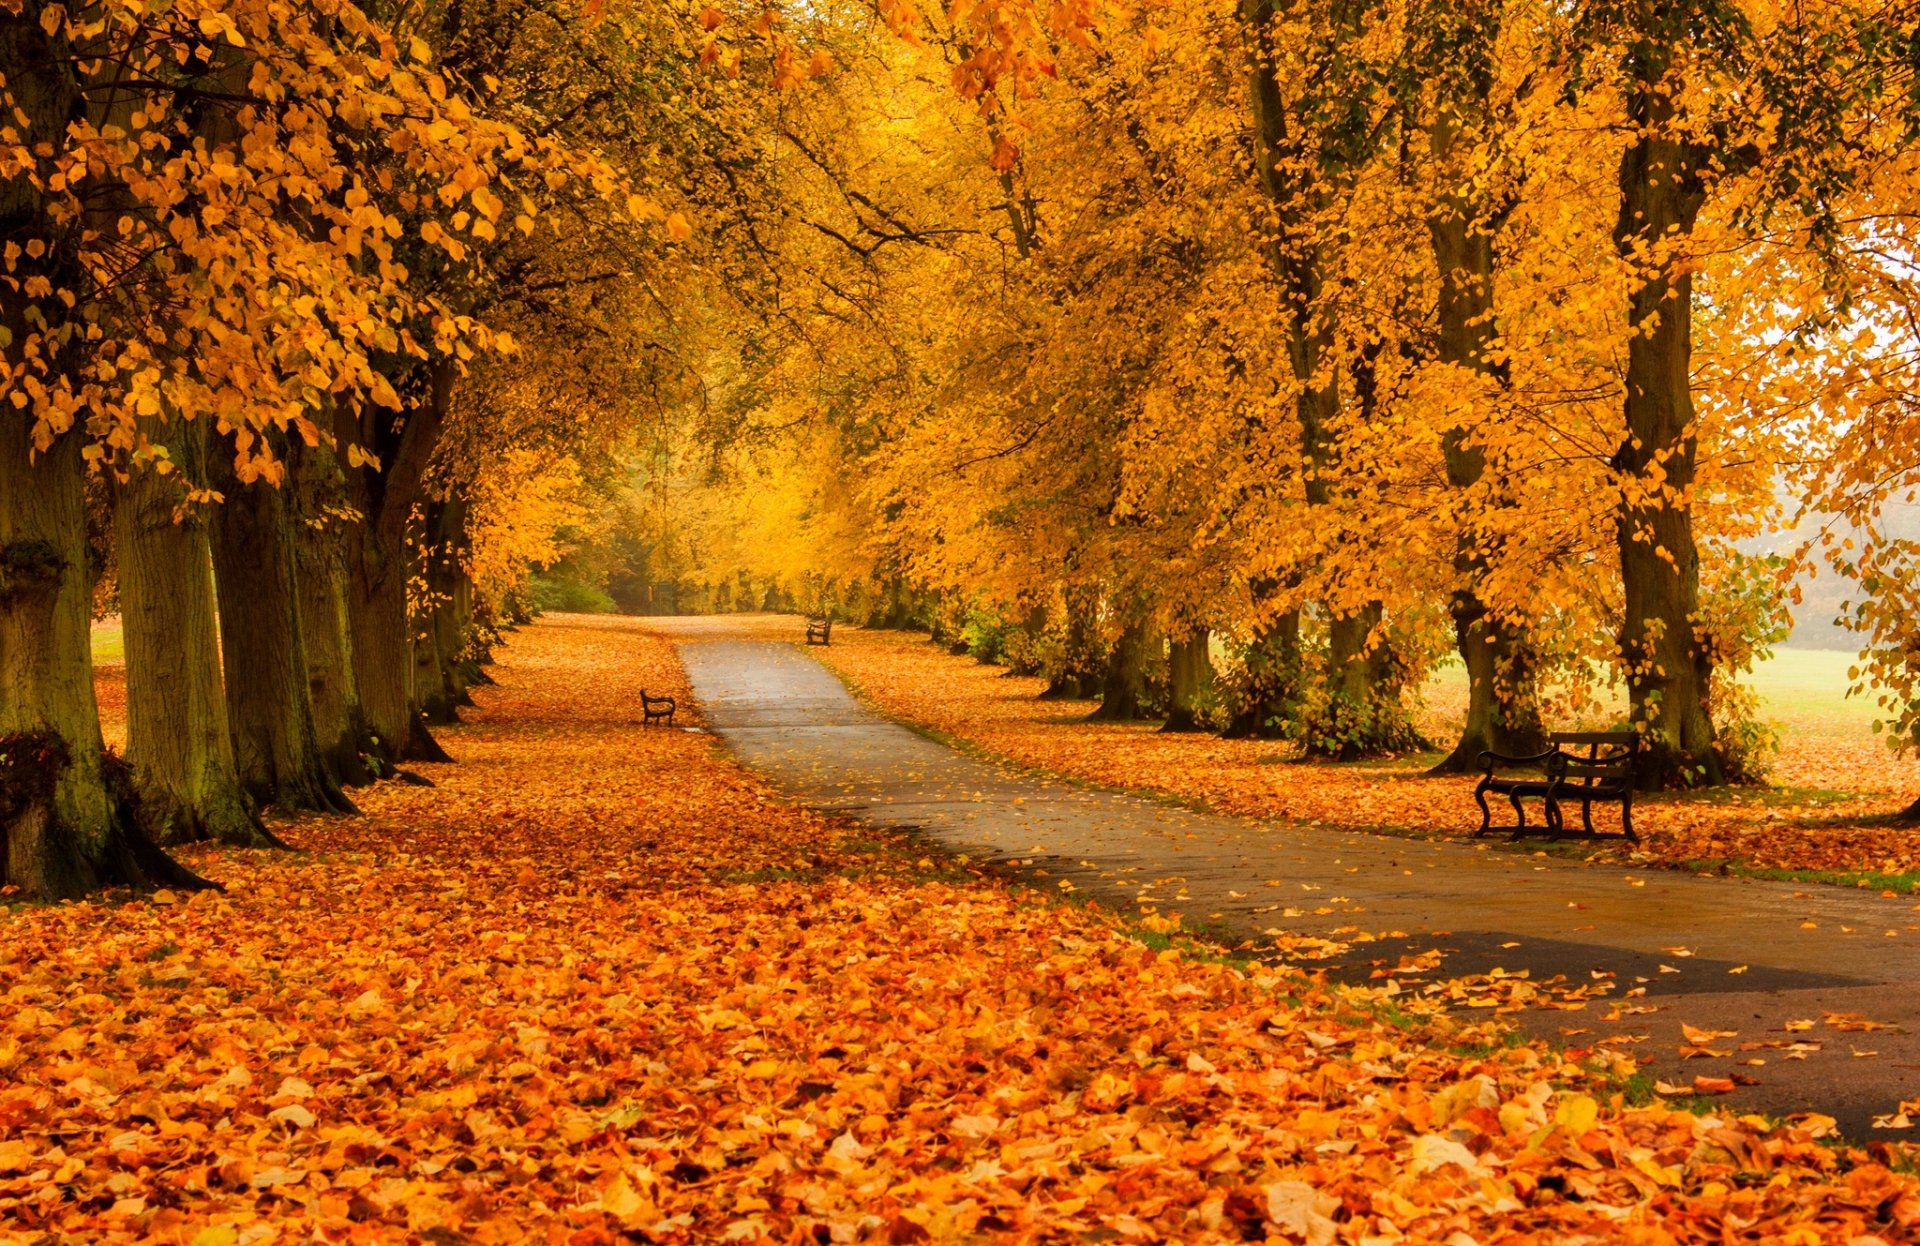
[640,690,676,727]
[805,616,832,646]
[1473,730,1639,842]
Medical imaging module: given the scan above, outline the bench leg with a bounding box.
[1473,782,1493,836]
[1506,789,1527,838]
[1621,800,1636,842]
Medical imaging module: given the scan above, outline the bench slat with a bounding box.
[1550,731,1637,746]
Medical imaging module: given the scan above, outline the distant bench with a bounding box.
[1473,730,1639,841]
[805,616,832,646]
[640,691,676,727]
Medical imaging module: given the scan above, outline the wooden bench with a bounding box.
[640,691,676,727]
[1473,730,1639,841]
[805,616,832,646]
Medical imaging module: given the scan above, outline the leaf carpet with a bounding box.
[813,629,1920,880]
[6,615,1917,1242]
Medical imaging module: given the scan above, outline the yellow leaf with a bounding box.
[1554,1093,1598,1136]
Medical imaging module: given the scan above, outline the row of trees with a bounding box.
[0,0,864,898]
[10,0,1920,896]
[1,0,1130,899]
[663,0,1920,796]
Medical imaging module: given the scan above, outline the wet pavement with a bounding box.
[652,616,1920,1138]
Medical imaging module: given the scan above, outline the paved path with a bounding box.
[654,617,1920,1136]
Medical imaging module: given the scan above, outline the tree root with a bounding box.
[405,715,455,764]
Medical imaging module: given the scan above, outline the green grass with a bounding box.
[1678,858,1920,893]
[1423,646,1882,745]
[91,621,124,664]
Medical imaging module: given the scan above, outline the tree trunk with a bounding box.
[1425,107,1546,773]
[1433,596,1544,772]
[1004,601,1048,677]
[1,423,210,897]
[346,516,448,762]
[1087,616,1152,722]
[1248,0,1415,756]
[209,463,357,814]
[338,365,454,765]
[1223,609,1302,739]
[1162,630,1214,732]
[115,424,279,847]
[1299,339,1424,759]
[1039,589,1103,700]
[289,436,375,785]
[0,12,207,897]
[1306,606,1426,760]
[1613,62,1720,788]
[413,498,474,725]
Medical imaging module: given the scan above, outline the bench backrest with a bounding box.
[1549,730,1637,778]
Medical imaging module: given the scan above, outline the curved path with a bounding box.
[652,615,1920,1135]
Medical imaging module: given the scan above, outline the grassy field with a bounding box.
[90,620,124,665]
[1423,646,1881,745]
[1747,648,1883,735]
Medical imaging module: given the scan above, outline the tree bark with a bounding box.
[1,424,210,897]
[1087,615,1153,722]
[1247,0,1411,757]
[1039,589,1103,700]
[338,363,454,765]
[1306,605,1426,760]
[413,497,474,725]
[0,10,207,897]
[288,436,375,785]
[210,459,357,814]
[1298,342,1424,759]
[1613,47,1720,788]
[1162,629,1214,732]
[1223,609,1302,739]
[115,423,279,846]
[1425,107,1546,773]
[1004,601,1048,677]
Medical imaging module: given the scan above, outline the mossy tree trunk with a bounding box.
[1247,0,1411,757]
[0,10,207,897]
[1039,589,1104,700]
[1307,605,1426,761]
[115,421,279,846]
[412,497,475,726]
[1163,629,1214,733]
[1223,608,1302,739]
[1,424,210,896]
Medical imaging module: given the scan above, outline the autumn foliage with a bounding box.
[11,0,1920,1236]
[1,618,1915,1242]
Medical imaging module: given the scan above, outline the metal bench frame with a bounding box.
[1473,730,1638,842]
[640,691,676,727]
